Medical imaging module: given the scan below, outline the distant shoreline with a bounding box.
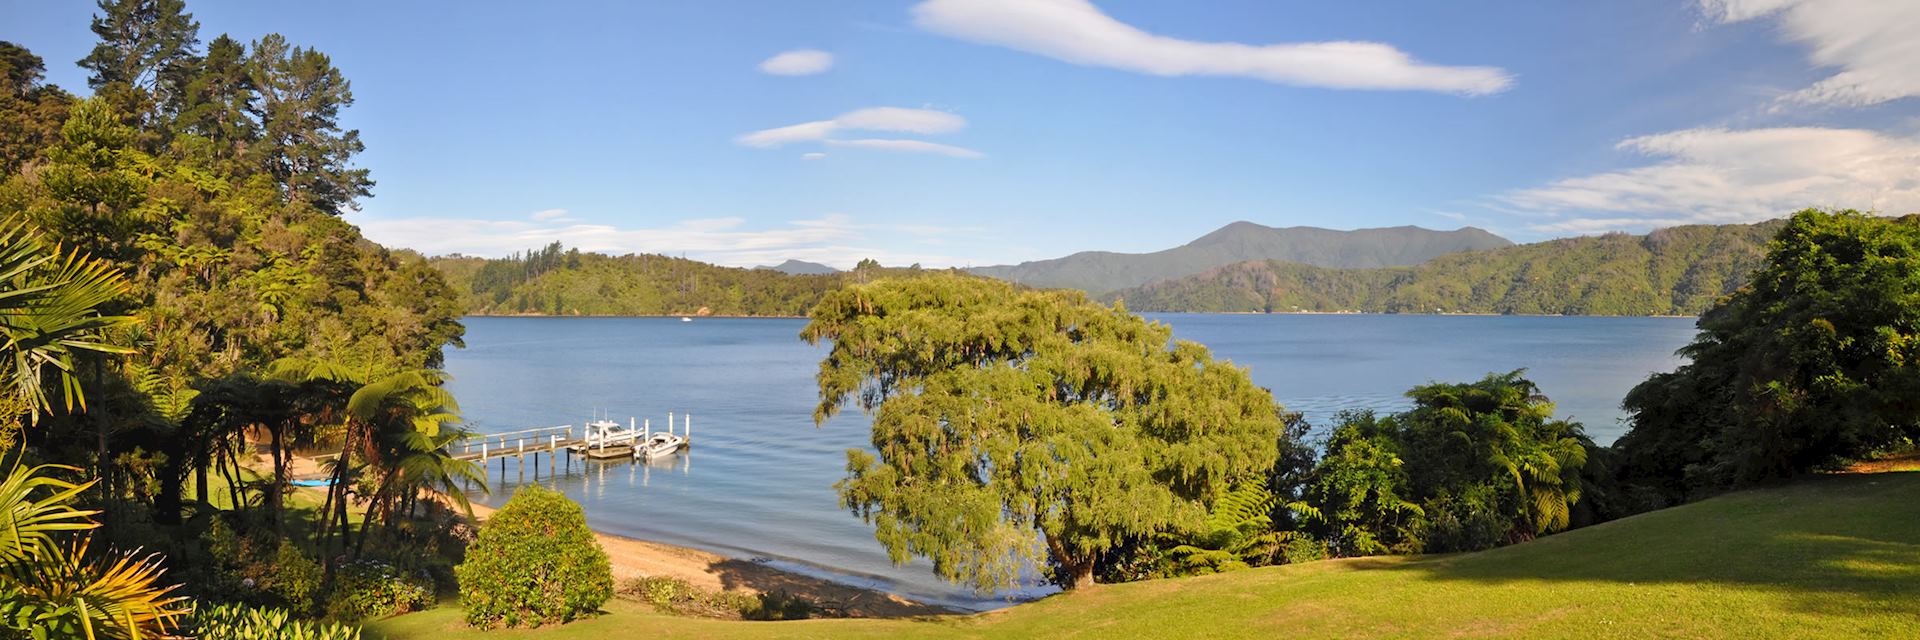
[461,311,1699,320]
[462,312,809,319]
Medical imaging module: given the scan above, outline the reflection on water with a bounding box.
[446,314,1697,610]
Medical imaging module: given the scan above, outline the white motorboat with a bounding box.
[635,431,686,459]
[579,417,639,449]
[633,412,691,459]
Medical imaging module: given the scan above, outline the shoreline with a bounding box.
[460,500,957,618]
[460,311,1700,320]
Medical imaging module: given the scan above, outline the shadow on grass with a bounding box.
[706,558,958,620]
[1390,471,1920,619]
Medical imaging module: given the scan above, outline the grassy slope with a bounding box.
[368,472,1920,639]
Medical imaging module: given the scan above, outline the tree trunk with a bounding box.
[268,422,286,534]
[218,443,239,510]
[195,460,208,505]
[155,448,185,525]
[1046,535,1097,590]
[92,356,112,531]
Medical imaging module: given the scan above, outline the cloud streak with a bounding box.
[349,213,969,269]
[1699,0,1920,107]
[758,49,835,76]
[736,107,984,158]
[826,138,986,159]
[911,0,1512,95]
[1500,127,1920,233]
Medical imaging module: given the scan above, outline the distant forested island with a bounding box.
[427,244,945,316]
[1109,221,1781,316]
[429,221,1780,318]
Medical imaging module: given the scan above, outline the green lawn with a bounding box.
[367,471,1920,639]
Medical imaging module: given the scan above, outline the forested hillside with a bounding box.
[1112,221,1781,315]
[969,221,1513,294]
[430,246,946,316]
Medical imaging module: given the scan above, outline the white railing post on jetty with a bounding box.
[668,412,674,438]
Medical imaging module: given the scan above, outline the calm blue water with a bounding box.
[443,314,1696,610]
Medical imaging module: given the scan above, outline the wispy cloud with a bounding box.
[737,107,966,147]
[1699,0,1920,108]
[800,152,827,160]
[1500,126,1920,233]
[758,48,835,76]
[349,213,971,269]
[825,138,986,159]
[910,0,1512,95]
[736,107,983,158]
[529,208,573,222]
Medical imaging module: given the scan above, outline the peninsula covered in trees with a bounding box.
[1111,221,1780,316]
[429,246,946,316]
[426,220,1778,318]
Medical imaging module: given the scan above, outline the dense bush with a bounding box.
[1302,373,1606,556]
[619,576,816,621]
[194,603,361,640]
[1618,210,1920,501]
[325,560,435,621]
[455,485,613,628]
[200,518,326,612]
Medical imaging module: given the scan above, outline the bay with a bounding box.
[444,314,1697,611]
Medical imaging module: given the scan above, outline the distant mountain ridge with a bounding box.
[1110,220,1784,316]
[755,259,839,275]
[968,221,1514,294]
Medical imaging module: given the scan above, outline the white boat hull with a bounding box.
[635,433,686,459]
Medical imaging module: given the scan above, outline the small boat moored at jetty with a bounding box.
[635,411,691,460]
[636,431,686,459]
[569,413,644,459]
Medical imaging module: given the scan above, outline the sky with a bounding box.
[4,0,1918,269]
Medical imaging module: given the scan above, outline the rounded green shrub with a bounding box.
[455,485,612,628]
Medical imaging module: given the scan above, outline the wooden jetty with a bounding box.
[447,413,693,485]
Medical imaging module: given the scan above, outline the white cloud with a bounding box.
[1699,0,1920,107]
[737,107,967,148]
[910,0,1512,94]
[758,49,835,76]
[736,107,982,158]
[826,138,986,159]
[1500,127,1920,233]
[529,208,572,221]
[347,213,969,269]
[800,152,827,160]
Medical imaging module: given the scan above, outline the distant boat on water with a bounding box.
[680,316,692,322]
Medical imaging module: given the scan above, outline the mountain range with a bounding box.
[755,259,839,275]
[967,221,1514,295]
[1108,221,1781,316]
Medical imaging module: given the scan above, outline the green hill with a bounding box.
[367,470,1920,639]
[428,244,939,316]
[1112,221,1782,315]
[969,222,1514,295]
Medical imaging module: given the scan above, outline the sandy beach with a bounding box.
[460,500,953,618]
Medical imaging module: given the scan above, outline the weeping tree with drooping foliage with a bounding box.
[801,275,1286,591]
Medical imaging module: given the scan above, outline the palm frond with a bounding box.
[0,464,101,563]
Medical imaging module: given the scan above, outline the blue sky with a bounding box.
[5,0,1917,268]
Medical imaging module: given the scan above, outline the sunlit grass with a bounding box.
[365,471,1920,639]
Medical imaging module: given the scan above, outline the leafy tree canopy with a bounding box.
[802,275,1285,590]
[1618,210,1920,498]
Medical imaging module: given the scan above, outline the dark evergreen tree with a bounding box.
[247,34,372,215]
